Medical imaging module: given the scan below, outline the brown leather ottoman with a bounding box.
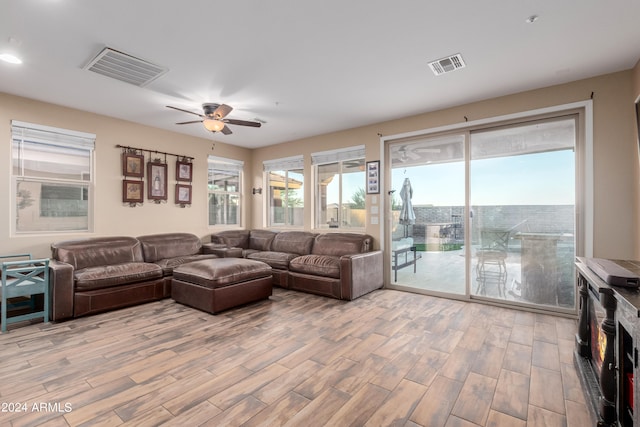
[171,258,272,314]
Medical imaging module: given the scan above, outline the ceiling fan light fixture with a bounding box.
[0,53,22,64]
[203,119,225,132]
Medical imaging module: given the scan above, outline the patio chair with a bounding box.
[1,254,50,332]
[475,220,527,297]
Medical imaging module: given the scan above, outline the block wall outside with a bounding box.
[398,204,575,245]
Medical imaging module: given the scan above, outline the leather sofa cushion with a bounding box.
[311,233,372,256]
[210,230,250,249]
[138,233,203,263]
[243,249,261,258]
[247,251,299,270]
[289,255,341,279]
[74,262,163,291]
[271,231,316,255]
[173,258,272,289]
[52,236,144,270]
[154,254,219,275]
[249,230,277,251]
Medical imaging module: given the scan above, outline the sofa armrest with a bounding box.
[49,260,75,321]
[202,243,243,258]
[202,242,227,253]
[340,251,383,300]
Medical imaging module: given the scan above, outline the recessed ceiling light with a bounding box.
[0,53,23,64]
[526,15,539,24]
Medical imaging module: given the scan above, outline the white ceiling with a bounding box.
[1,0,639,149]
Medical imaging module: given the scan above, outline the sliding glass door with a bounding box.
[388,114,578,312]
[470,117,576,309]
[389,134,466,296]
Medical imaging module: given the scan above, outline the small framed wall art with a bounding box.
[175,184,192,206]
[366,160,380,194]
[147,161,168,201]
[176,160,193,182]
[122,180,144,204]
[122,153,144,177]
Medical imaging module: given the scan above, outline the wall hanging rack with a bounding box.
[117,145,194,207]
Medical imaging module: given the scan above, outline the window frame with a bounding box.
[11,120,95,235]
[263,155,305,228]
[312,145,366,230]
[207,156,244,228]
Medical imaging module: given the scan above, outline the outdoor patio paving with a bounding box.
[390,245,576,310]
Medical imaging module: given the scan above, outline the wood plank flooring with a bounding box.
[0,288,592,426]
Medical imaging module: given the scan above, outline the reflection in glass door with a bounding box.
[470,117,576,311]
[389,134,466,295]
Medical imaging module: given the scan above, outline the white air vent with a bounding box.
[84,47,167,87]
[428,54,466,76]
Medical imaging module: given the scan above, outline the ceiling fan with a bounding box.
[166,103,262,135]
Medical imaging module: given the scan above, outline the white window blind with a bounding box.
[12,120,96,150]
[311,145,365,165]
[208,155,244,171]
[263,155,304,171]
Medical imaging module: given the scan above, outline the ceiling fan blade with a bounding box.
[175,120,203,125]
[224,118,262,128]
[213,104,233,119]
[221,125,233,135]
[166,105,205,118]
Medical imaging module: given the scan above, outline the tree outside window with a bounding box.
[316,159,365,229]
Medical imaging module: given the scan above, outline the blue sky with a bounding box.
[392,150,575,206]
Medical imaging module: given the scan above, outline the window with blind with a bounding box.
[11,121,95,233]
[312,146,365,229]
[208,156,243,226]
[263,155,304,227]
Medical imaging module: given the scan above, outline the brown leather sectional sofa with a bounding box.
[210,230,383,300]
[48,230,383,321]
[49,233,218,321]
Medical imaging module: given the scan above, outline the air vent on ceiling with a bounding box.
[84,47,167,87]
[428,53,466,76]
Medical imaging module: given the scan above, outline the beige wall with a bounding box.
[2,67,639,260]
[633,59,640,101]
[633,59,640,256]
[0,93,252,258]
[252,70,640,258]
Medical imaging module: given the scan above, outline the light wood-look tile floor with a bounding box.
[0,288,592,427]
